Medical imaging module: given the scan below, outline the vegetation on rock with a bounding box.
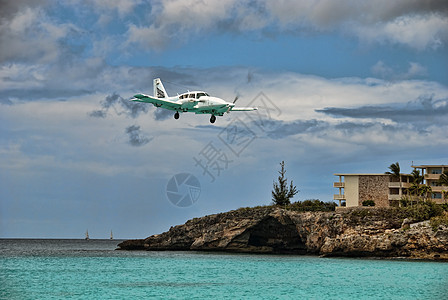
[430,212,448,231]
[288,199,337,212]
[272,161,298,206]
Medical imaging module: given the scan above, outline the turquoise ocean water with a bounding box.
[1,239,447,299]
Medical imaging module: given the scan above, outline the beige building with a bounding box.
[334,164,447,207]
[334,173,411,208]
[412,165,448,203]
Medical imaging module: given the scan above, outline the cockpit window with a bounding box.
[197,92,208,98]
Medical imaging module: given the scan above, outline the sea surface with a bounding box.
[0,239,447,299]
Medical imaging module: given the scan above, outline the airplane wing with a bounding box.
[131,94,181,111]
[230,107,258,111]
[194,105,258,116]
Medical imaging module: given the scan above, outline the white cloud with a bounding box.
[275,3,448,50]
[371,61,427,80]
[406,62,428,78]
[371,61,394,79]
[0,63,46,91]
[123,0,448,50]
[127,24,168,51]
[0,6,77,64]
[89,0,142,17]
[354,13,448,50]
[126,0,237,49]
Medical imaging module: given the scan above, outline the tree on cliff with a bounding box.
[272,161,298,206]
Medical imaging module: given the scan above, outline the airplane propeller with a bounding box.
[226,95,239,113]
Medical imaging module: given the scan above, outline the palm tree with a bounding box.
[437,170,448,203]
[386,162,402,202]
[407,169,424,205]
[438,170,448,187]
[410,169,423,185]
[418,185,432,202]
[386,162,401,180]
[407,183,419,205]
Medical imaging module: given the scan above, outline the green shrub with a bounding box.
[400,197,412,207]
[441,203,448,212]
[350,208,371,218]
[287,199,337,212]
[362,200,375,206]
[430,213,448,231]
[402,201,443,222]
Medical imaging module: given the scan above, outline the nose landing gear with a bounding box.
[174,112,180,119]
[210,115,216,123]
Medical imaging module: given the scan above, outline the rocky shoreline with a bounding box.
[117,207,448,260]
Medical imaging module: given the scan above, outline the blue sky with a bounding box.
[1,0,448,238]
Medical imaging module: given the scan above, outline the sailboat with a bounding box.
[85,230,90,240]
[110,230,113,240]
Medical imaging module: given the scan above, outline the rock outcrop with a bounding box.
[117,207,448,260]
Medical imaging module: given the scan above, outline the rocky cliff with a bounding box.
[117,207,448,260]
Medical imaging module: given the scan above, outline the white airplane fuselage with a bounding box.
[131,78,257,123]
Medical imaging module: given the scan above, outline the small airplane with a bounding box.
[131,78,257,123]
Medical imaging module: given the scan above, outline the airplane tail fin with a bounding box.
[153,78,168,98]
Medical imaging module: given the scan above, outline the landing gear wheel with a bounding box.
[174,112,180,119]
[210,115,216,123]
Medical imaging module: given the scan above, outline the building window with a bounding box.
[389,177,400,182]
[431,169,442,174]
[432,193,442,199]
[389,188,399,195]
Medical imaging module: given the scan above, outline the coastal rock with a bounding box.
[117,207,448,260]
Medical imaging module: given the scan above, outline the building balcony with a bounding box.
[432,197,445,205]
[333,182,345,188]
[334,194,345,200]
[425,174,441,180]
[388,194,401,201]
[430,186,446,193]
[388,182,411,188]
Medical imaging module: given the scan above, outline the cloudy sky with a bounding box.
[1,0,448,238]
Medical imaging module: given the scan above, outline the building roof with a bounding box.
[412,165,447,168]
[334,173,389,176]
[334,173,412,176]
